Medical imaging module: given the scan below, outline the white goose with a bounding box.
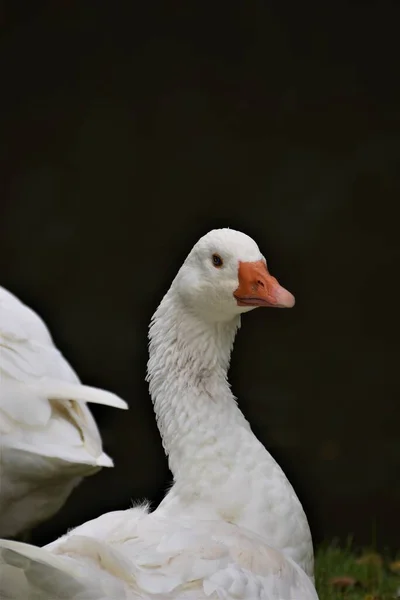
[0,285,128,540]
[0,229,317,600]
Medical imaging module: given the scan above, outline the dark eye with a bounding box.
[212,253,223,268]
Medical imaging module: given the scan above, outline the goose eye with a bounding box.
[212,254,223,268]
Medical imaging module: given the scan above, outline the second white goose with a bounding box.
[0,285,128,540]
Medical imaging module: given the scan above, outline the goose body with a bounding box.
[0,229,317,599]
[0,509,317,600]
[0,286,128,539]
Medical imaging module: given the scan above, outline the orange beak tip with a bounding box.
[275,287,295,309]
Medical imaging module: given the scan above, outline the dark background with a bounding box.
[1,1,399,552]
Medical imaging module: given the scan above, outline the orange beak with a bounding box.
[233,260,295,308]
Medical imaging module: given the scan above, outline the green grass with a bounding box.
[315,542,400,600]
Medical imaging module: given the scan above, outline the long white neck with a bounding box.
[147,285,246,478]
[146,284,314,579]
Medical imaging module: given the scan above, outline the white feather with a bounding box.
[0,285,127,538]
[0,511,318,599]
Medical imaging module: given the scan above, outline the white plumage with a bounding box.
[0,229,318,599]
[0,509,318,599]
[0,286,128,539]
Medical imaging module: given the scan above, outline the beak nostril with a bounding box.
[257,280,265,288]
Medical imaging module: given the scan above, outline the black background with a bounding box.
[1,1,399,551]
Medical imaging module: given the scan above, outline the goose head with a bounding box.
[173,228,295,323]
